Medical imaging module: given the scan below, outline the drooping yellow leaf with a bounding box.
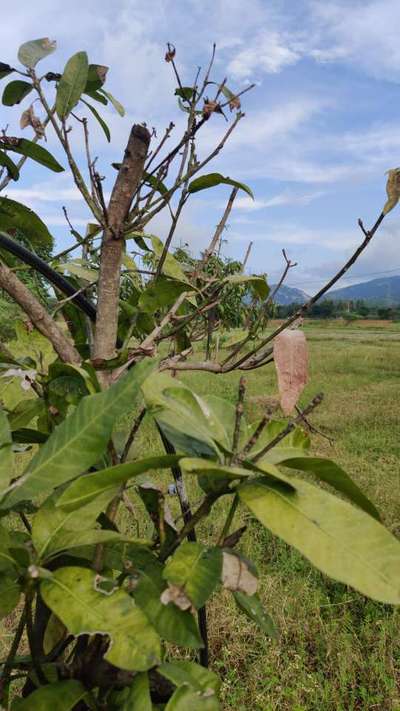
[383,168,400,215]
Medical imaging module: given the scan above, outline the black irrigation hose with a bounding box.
[0,231,97,322]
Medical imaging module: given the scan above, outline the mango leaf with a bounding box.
[128,545,203,648]
[139,277,188,313]
[0,523,19,572]
[273,329,308,415]
[110,673,152,711]
[223,274,269,300]
[11,680,87,710]
[1,359,155,508]
[0,150,19,180]
[8,397,44,431]
[0,410,13,492]
[165,686,219,711]
[163,542,222,609]
[85,63,108,92]
[18,38,57,68]
[150,235,190,284]
[0,572,20,619]
[2,80,32,106]
[383,168,400,215]
[5,138,64,172]
[159,660,220,694]
[81,99,110,142]
[233,591,277,638]
[224,274,269,300]
[0,197,54,248]
[57,260,98,282]
[43,613,67,655]
[32,489,126,561]
[41,567,161,671]
[143,170,168,195]
[248,419,310,464]
[280,456,380,520]
[84,89,108,105]
[188,173,254,199]
[238,474,400,604]
[142,375,220,458]
[174,87,196,100]
[99,88,125,116]
[57,455,180,511]
[0,63,14,81]
[56,51,89,119]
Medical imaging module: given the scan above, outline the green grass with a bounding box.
[128,322,400,711]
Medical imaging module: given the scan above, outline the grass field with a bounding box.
[136,320,400,711]
[2,320,400,709]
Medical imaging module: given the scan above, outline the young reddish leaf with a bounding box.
[273,328,308,415]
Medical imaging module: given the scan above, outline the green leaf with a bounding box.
[0,63,14,81]
[223,274,269,300]
[17,38,57,68]
[8,397,44,430]
[11,680,87,710]
[174,86,196,100]
[163,543,222,609]
[188,173,254,199]
[248,419,310,463]
[0,410,13,492]
[81,99,111,142]
[56,51,89,119]
[165,686,219,711]
[0,150,19,180]
[12,427,48,444]
[85,63,108,92]
[128,546,203,648]
[150,235,190,284]
[57,455,181,511]
[99,88,125,115]
[139,277,188,313]
[32,489,126,561]
[233,591,277,638]
[159,660,220,694]
[56,260,98,282]
[0,572,20,619]
[238,474,400,604]
[280,456,380,520]
[143,171,168,195]
[181,457,291,495]
[110,673,152,711]
[84,89,108,105]
[43,613,66,655]
[0,198,54,248]
[1,359,155,508]
[2,80,32,106]
[5,138,64,172]
[41,567,161,670]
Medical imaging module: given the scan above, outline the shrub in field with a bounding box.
[0,38,399,709]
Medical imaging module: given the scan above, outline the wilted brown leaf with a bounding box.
[165,43,176,63]
[20,104,45,139]
[273,328,308,415]
[221,552,258,595]
[383,168,400,215]
[160,583,193,611]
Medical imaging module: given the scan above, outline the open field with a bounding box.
[2,320,400,709]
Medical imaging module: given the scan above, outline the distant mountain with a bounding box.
[270,284,309,305]
[325,275,400,305]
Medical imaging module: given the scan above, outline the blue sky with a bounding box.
[1,0,400,293]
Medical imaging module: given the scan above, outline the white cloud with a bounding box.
[228,31,300,79]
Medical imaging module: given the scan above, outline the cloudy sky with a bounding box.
[1,0,400,293]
